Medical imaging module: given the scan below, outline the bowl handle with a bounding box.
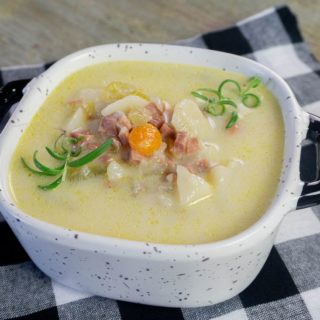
[0,79,31,133]
[297,113,320,209]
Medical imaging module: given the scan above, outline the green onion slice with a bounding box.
[243,76,262,93]
[242,93,260,108]
[191,76,262,130]
[207,103,225,116]
[219,99,238,109]
[226,111,239,129]
[191,91,210,102]
[191,88,221,103]
[68,139,113,168]
[218,79,241,96]
[196,88,221,99]
[38,175,63,190]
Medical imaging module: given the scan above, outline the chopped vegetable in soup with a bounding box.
[9,61,284,244]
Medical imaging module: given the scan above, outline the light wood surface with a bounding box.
[0,0,319,66]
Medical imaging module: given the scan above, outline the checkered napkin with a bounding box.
[1,5,320,320]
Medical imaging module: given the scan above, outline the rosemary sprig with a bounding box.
[21,158,53,176]
[21,134,112,190]
[191,76,262,128]
[38,175,63,191]
[33,151,64,175]
[68,139,113,167]
[45,146,67,160]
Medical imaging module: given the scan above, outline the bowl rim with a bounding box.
[0,43,308,257]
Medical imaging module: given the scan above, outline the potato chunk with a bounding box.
[209,165,229,185]
[65,107,87,132]
[209,160,244,186]
[176,165,212,206]
[101,95,149,116]
[171,99,215,143]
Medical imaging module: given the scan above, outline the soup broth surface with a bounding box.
[9,61,284,244]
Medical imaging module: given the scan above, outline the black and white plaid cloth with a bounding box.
[1,5,320,320]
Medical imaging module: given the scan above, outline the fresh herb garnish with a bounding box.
[38,175,63,191]
[191,76,262,128]
[68,139,113,167]
[21,134,112,190]
[226,111,239,129]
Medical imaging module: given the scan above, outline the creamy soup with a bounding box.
[9,61,284,244]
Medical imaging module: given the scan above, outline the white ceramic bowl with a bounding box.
[0,43,318,307]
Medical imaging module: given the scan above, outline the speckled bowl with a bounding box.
[0,44,317,307]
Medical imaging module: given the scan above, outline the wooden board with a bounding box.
[0,0,319,66]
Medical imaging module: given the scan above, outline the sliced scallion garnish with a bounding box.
[226,111,239,129]
[243,76,262,92]
[218,79,241,96]
[207,102,225,116]
[219,99,238,109]
[242,93,260,108]
[191,91,210,102]
[192,76,262,128]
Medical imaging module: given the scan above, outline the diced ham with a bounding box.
[100,153,113,165]
[151,96,164,112]
[111,137,121,151]
[129,149,146,165]
[86,141,101,150]
[99,113,118,137]
[172,132,188,154]
[120,146,131,162]
[186,137,200,154]
[160,123,175,140]
[88,119,100,133]
[99,112,133,143]
[70,129,90,140]
[70,129,98,150]
[116,113,131,147]
[197,159,210,172]
[187,159,210,174]
[163,101,173,123]
[118,126,129,146]
[171,132,200,155]
[117,113,132,130]
[145,103,164,128]
[166,158,176,173]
